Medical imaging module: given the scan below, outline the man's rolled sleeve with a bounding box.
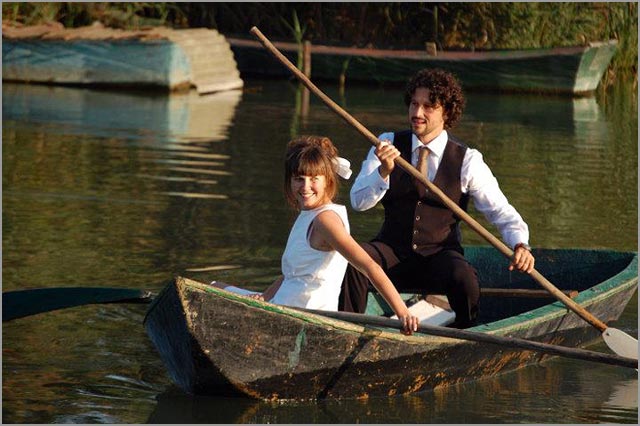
[349,137,395,211]
[350,165,389,211]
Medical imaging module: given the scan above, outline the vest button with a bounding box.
[412,244,418,249]
[413,230,418,235]
[415,215,420,221]
[417,201,422,205]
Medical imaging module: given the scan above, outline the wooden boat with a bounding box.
[2,23,243,94]
[143,247,637,400]
[227,37,618,96]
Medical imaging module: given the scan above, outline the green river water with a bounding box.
[2,77,637,423]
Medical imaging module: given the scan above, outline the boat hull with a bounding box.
[144,247,637,400]
[228,38,618,96]
[2,26,244,94]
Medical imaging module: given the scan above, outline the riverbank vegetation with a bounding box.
[3,2,637,82]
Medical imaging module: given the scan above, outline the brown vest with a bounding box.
[374,130,469,259]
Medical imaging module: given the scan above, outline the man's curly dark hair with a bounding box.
[404,68,466,130]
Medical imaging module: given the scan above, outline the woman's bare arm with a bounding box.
[311,210,418,334]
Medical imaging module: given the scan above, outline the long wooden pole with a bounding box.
[249,26,628,339]
[1,286,577,322]
[4,284,635,367]
[297,308,637,369]
[481,288,578,298]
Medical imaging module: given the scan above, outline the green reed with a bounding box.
[3,2,636,79]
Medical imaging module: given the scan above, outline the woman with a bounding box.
[222,135,419,334]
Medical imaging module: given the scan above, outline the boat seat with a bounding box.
[391,294,456,326]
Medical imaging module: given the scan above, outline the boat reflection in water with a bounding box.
[461,93,604,138]
[147,365,638,424]
[2,83,242,143]
[3,83,242,200]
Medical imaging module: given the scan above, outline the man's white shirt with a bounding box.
[350,130,529,249]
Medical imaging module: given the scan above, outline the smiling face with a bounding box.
[283,136,339,211]
[291,174,329,210]
[408,87,447,144]
[403,69,466,137]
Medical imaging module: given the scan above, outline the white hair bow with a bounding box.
[332,157,352,179]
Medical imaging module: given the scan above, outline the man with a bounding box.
[338,68,535,328]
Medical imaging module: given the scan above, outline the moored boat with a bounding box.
[2,23,244,94]
[143,246,637,400]
[227,37,618,96]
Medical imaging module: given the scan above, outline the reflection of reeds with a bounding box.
[184,265,241,272]
[168,167,231,176]
[135,174,218,185]
[162,192,228,199]
[167,152,230,160]
[148,159,226,167]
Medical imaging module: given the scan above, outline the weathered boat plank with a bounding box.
[2,23,244,94]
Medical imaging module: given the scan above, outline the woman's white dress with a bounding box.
[269,203,349,311]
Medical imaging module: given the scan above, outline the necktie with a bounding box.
[415,146,429,195]
[416,146,429,178]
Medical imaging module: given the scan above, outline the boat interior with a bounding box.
[366,247,637,325]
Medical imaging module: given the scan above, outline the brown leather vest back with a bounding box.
[374,130,469,259]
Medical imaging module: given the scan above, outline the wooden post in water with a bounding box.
[303,40,312,77]
[300,40,311,118]
[339,58,348,95]
[425,42,437,56]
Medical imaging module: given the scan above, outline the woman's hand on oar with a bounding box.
[249,25,638,361]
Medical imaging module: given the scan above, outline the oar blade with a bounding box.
[2,287,154,322]
[602,327,638,360]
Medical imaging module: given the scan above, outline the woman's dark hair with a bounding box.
[404,68,466,129]
[283,135,339,210]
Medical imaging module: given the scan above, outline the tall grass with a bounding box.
[1,2,186,29]
[605,2,638,74]
[3,2,636,77]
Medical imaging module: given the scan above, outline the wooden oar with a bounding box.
[297,308,637,369]
[249,26,639,360]
[1,286,576,321]
[481,288,578,298]
[5,286,635,369]
[2,287,154,322]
